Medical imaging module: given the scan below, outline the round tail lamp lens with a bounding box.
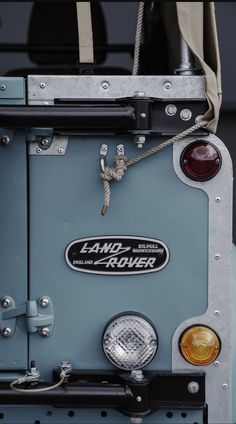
[102,313,158,370]
[179,325,221,366]
[180,141,221,181]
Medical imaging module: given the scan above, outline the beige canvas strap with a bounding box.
[76,2,94,63]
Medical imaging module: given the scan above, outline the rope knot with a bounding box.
[101,155,128,215]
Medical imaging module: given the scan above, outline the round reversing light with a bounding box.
[180,141,221,181]
[102,313,158,370]
[179,325,221,366]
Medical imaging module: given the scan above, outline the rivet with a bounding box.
[215,197,221,203]
[40,82,46,89]
[2,327,12,338]
[101,81,109,89]
[180,109,192,121]
[222,383,229,390]
[36,147,42,153]
[0,84,6,91]
[136,396,142,403]
[1,297,11,308]
[214,310,220,316]
[214,361,220,367]
[140,113,146,118]
[165,104,177,116]
[1,135,10,146]
[214,253,221,260]
[164,81,172,89]
[39,297,50,308]
[58,148,64,154]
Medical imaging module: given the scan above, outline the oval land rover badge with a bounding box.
[65,236,169,275]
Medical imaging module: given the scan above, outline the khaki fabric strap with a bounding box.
[76,2,94,63]
[176,2,221,133]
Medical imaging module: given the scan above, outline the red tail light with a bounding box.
[180,141,221,181]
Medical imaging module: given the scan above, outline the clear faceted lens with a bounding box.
[103,314,158,370]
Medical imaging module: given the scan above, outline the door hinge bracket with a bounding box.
[0,296,54,337]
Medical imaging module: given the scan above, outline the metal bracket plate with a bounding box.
[29,135,69,156]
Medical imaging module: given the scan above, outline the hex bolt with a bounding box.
[101,81,109,89]
[1,297,11,308]
[136,396,142,403]
[222,383,229,390]
[215,197,221,203]
[164,81,172,89]
[165,104,177,117]
[131,370,143,382]
[195,114,204,124]
[135,135,146,149]
[40,138,50,147]
[0,84,6,91]
[188,381,199,394]
[40,327,50,337]
[58,148,64,155]
[214,253,221,260]
[39,82,46,89]
[1,135,10,146]
[2,327,12,338]
[180,109,192,121]
[39,297,50,308]
[214,310,220,316]
[36,147,42,154]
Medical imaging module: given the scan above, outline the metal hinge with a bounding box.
[0,296,54,338]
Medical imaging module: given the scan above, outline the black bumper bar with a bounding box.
[0,371,205,418]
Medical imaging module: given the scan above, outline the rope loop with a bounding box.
[100,121,207,215]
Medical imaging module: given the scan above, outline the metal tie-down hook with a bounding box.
[100,144,108,172]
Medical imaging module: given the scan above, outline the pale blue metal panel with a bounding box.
[0,77,25,105]
[0,130,28,369]
[29,136,208,380]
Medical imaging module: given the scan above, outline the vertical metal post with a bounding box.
[175,35,196,75]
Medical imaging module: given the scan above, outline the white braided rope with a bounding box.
[132,2,145,76]
[101,121,207,215]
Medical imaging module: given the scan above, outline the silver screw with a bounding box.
[1,135,10,146]
[164,81,172,89]
[214,253,221,260]
[131,370,143,382]
[2,327,12,338]
[215,197,221,203]
[140,113,146,118]
[214,361,220,367]
[136,396,142,403]
[188,381,199,394]
[40,82,46,89]
[1,297,11,308]
[58,148,64,155]
[180,109,192,121]
[36,147,42,154]
[0,84,6,91]
[101,81,109,89]
[165,104,177,116]
[39,297,50,308]
[40,327,50,337]
[222,383,229,390]
[214,310,220,316]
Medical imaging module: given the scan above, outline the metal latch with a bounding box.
[0,296,54,338]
